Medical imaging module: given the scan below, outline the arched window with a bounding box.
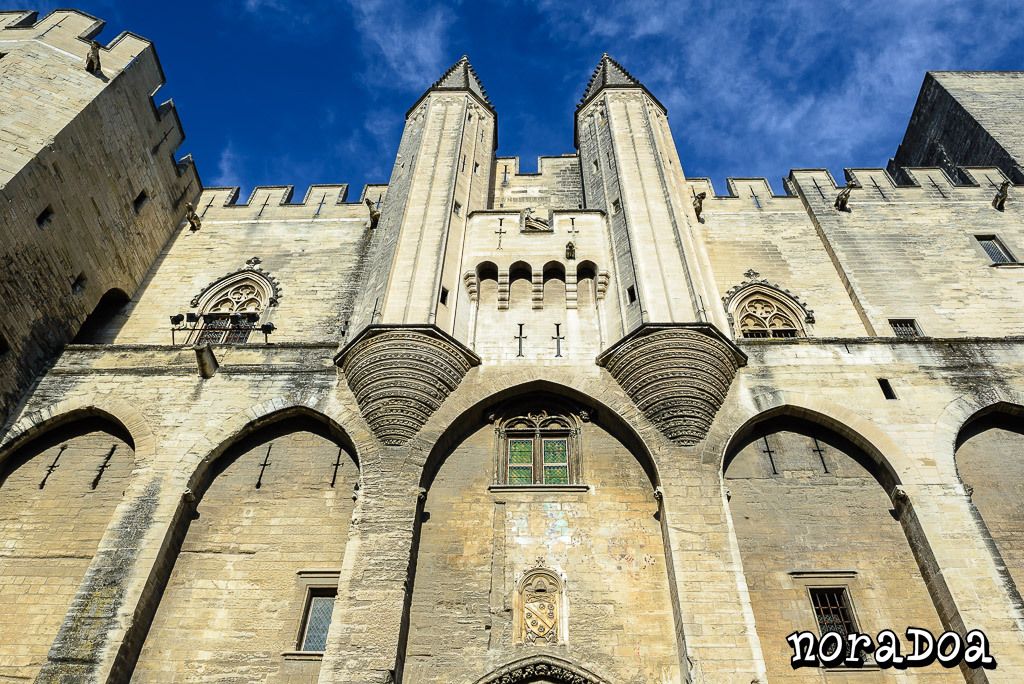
[496,410,582,486]
[735,293,804,339]
[514,562,568,645]
[187,260,280,345]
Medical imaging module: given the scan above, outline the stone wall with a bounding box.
[404,414,680,683]
[132,422,357,683]
[0,10,199,424]
[0,418,134,681]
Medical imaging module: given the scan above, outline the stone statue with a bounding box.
[365,197,381,228]
[993,180,1010,211]
[185,203,202,232]
[84,40,102,74]
[834,186,852,211]
[692,191,707,221]
[565,241,576,260]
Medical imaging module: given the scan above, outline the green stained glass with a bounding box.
[543,439,567,464]
[509,439,533,464]
[509,465,533,484]
[544,465,569,485]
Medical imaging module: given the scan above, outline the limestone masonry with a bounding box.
[1,8,1023,684]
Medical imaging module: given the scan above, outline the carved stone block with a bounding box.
[597,324,746,446]
[335,326,480,446]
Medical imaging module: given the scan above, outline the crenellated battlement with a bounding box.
[687,178,799,208]
[0,10,153,75]
[788,166,1017,203]
[195,183,388,222]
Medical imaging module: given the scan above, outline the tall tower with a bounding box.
[336,57,495,446]
[577,55,746,447]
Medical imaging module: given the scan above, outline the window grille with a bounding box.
[889,319,920,338]
[508,439,534,484]
[542,438,569,484]
[299,589,336,652]
[499,411,578,486]
[809,587,862,662]
[976,235,1014,264]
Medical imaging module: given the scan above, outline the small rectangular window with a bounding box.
[299,588,336,652]
[878,378,897,400]
[889,319,920,338]
[439,287,449,306]
[0,333,9,356]
[592,159,599,173]
[809,587,859,660]
[36,206,54,228]
[133,190,149,214]
[473,161,480,175]
[542,438,569,485]
[976,235,1015,264]
[626,285,637,304]
[611,199,621,215]
[461,155,466,172]
[508,439,534,484]
[453,200,462,216]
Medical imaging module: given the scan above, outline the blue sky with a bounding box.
[24,1,1024,196]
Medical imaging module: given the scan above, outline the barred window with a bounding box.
[809,587,863,663]
[889,318,921,338]
[299,588,336,652]
[498,411,580,486]
[976,235,1015,264]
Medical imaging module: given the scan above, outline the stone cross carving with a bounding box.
[692,191,707,221]
[834,186,852,211]
[495,220,507,249]
[185,203,202,231]
[84,40,102,74]
[993,180,1010,211]
[364,197,381,228]
[552,323,565,358]
[514,323,527,357]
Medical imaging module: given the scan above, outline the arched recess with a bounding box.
[73,288,131,343]
[471,654,611,684]
[129,407,359,683]
[955,401,1024,599]
[542,261,566,309]
[723,408,949,681]
[509,260,533,310]
[401,382,681,683]
[576,260,597,309]
[0,411,137,682]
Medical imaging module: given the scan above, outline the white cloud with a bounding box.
[529,0,1024,183]
[213,143,243,187]
[345,0,453,92]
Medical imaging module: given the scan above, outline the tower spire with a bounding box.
[408,54,494,116]
[577,53,662,113]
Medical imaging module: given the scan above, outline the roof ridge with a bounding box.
[578,53,642,109]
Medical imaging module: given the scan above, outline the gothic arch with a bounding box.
[471,655,611,684]
[419,379,660,491]
[723,279,814,339]
[127,402,364,680]
[190,260,281,312]
[0,397,154,466]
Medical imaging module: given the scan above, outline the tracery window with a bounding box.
[735,293,805,339]
[181,261,280,346]
[496,410,582,486]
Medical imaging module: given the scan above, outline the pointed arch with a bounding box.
[186,261,281,345]
[190,261,281,312]
[723,278,814,339]
[472,655,611,684]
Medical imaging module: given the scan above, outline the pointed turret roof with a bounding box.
[576,53,665,114]
[407,55,495,117]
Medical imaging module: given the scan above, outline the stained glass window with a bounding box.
[542,439,569,484]
[508,439,534,485]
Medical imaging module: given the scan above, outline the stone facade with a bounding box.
[1,11,1023,684]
